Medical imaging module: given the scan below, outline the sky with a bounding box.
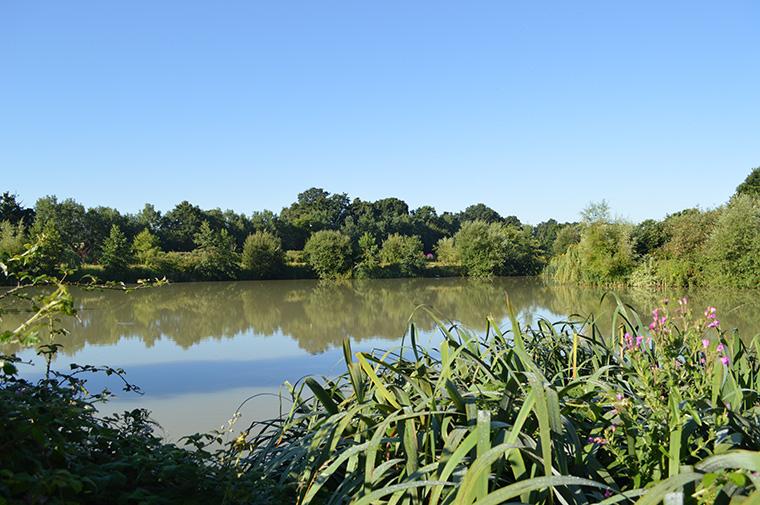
[1,1,758,224]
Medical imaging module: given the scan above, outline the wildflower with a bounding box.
[721,355,729,366]
[702,338,710,348]
[704,306,717,318]
[700,357,706,364]
[636,335,644,347]
[604,489,614,498]
[616,393,624,401]
[708,320,720,329]
[716,343,725,352]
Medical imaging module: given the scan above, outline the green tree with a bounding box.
[162,201,206,252]
[379,234,425,276]
[26,222,79,276]
[459,203,502,224]
[357,232,380,272]
[101,224,132,274]
[241,231,284,279]
[0,221,26,260]
[303,230,353,279]
[735,166,760,198]
[434,237,459,264]
[0,192,34,225]
[631,219,668,257]
[192,221,239,280]
[575,222,636,284]
[703,194,760,288]
[580,200,611,224]
[32,196,88,260]
[552,225,580,256]
[132,228,163,268]
[280,188,350,250]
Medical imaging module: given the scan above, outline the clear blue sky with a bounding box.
[1,1,758,224]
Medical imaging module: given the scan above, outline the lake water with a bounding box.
[5,277,759,440]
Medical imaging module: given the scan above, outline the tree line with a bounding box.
[1,167,758,284]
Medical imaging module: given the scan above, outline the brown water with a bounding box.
[5,277,759,439]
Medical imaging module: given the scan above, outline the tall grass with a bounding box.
[231,296,760,504]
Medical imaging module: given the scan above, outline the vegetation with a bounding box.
[379,233,425,277]
[304,230,354,279]
[0,167,758,285]
[241,231,284,279]
[3,236,760,503]
[229,298,760,504]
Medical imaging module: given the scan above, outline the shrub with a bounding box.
[551,225,580,256]
[575,222,636,284]
[703,194,760,288]
[132,228,163,268]
[0,220,25,260]
[192,222,239,280]
[355,232,380,278]
[303,230,353,279]
[379,233,425,276]
[101,224,132,274]
[241,231,284,279]
[434,236,459,265]
[735,166,760,198]
[454,221,543,277]
[285,249,306,264]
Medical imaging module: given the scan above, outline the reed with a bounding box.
[234,295,760,504]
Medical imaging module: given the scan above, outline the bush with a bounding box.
[285,249,306,264]
[192,222,239,280]
[0,220,25,260]
[434,236,459,265]
[454,221,543,277]
[379,234,424,277]
[303,230,353,279]
[100,224,132,274]
[132,228,163,268]
[703,194,760,288]
[241,231,284,279]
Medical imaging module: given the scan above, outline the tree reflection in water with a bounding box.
[2,278,758,357]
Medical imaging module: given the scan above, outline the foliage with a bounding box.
[455,221,543,277]
[434,236,459,265]
[241,231,284,279]
[550,222,635,285]
[735,167,760,198]
[0,220,26,261]
[132,228,163,268]
[551,224,581,256]
[192,222,239,280]
[0,192,35,225]
[100,224,132,274]
[304,230,353,279]
[355,232,380,278]
[379,233,425,277]
[0,244,282,504]
[239,299,760,504]
[458,203,503,224]
[631,219,668,257]
[703,194,760,289]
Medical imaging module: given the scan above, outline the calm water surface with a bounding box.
[6,277,759,439]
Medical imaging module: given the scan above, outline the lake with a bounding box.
[5,277,759,439]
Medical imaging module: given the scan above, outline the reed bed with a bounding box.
[232,295,760,504]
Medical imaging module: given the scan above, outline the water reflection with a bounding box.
[3,278,758,358]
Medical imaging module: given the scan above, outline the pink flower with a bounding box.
[616,393,624,401]
[708,320,720,329]
[700,357,706,364]
[636,335,644,347]
[716,343,724,352]
[721,356,729,366]
[702,339,710,349]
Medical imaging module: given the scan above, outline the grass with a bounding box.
[228,295,760,504]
